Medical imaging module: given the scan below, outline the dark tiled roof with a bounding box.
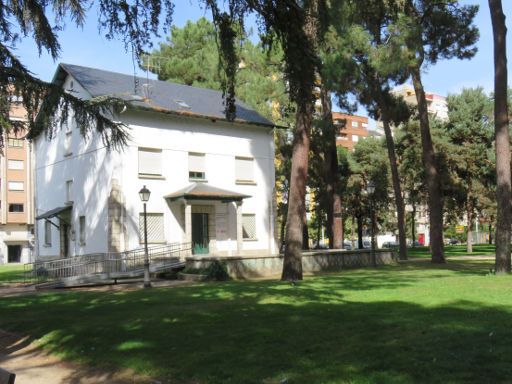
[57,63,274,128]
[164,183,250,202]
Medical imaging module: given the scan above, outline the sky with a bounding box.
[13,0,512,112]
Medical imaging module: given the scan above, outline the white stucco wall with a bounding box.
[34,73,276,258]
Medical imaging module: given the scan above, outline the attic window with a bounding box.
[174,100,190,109]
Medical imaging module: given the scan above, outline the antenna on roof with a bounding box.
[137,54,164,100]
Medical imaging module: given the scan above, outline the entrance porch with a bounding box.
[165,183,250,256]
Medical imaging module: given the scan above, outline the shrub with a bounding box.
[204,261,230,281]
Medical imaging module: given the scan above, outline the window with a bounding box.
[7,138,23,148]
[352,135,359,142]
[7,160,23,170]
[139,213,165,243]
[188,153,206,180]
[336,133,348,141]
[242,214,257,240]
[362,123,368,129]
[235,157,254,183]
[79,216,86,245]
[64,131,72,156]
[351,121,359,128]
[8,181,23,191]
[44,220,52,246]
[8,204,23,213]
[66,180,73,203]
[138,148,162,176]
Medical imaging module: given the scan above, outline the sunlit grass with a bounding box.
[407,244,495,258]
[0,260,511,383]
[0,264,26,283]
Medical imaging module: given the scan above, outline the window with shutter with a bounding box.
[79,216,86,245]
[139,213,165,243]
[242,214,257,240]
[235,157,254,183]
[188,153,206,180]
[7,160,23,170]
[8,181,23,191]
[44,221,52,246]
[66,180,73,203]
[138,148,162,176]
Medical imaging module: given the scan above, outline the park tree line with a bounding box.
[1,0,510,277]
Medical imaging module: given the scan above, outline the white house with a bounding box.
[34,64,277,259]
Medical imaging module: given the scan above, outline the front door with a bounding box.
[7,245,21,263]
[192,213,209,254]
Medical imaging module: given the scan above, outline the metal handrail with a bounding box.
[24,242,192,284]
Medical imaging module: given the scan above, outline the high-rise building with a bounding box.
[333,112,369,151]
[392,84,448,121]
[0,93,35,263]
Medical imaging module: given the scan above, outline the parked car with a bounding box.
[448,238,458,245]
[382,241,399,248]
[343,241,352,250]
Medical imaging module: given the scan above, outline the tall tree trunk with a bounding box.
[466,196,473,253]
[410,68,445,263]
[357,214,364,249]
[351,215,356,249]
[489,216,493,245]
[303,208,310,250]
[412,202,417,247]
[282,100,313,280]
[281,0,318,280]
[489,0,511,274]
[376,90,408,260]
[320,86,343,249]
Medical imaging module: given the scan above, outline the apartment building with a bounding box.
[0,94,35,263]
[393,84,448,121]
[333,112,369,151]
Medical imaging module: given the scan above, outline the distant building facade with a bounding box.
[333,112,369,151]
[0,93,35,263]
[392,84,448,121]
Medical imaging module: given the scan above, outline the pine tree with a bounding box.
[488,0,511,274]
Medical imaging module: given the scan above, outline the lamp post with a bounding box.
[139,185,151,288]
[366,181,377,267]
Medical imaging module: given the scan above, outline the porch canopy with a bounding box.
[164,183,250,202]
[35,206,72,220]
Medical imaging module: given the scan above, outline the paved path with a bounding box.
[0,329,156,384]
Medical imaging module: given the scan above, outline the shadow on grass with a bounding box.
[0,261,510,384]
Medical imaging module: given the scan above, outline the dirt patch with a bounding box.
[0,329,158,384]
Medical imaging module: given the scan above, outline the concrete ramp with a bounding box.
[26,244,191,289]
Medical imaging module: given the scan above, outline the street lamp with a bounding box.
[366,181,377,267]
[139,185,151,288]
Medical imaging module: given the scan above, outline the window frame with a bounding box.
[188,152,206,181]
[66,180,73,204]
[8,203,24,213]
[235,156,255,184]
[138,147,163,177]
[79,215,86,245]
[7,138,23,148]
[44,220,52,246]
[7,159,24,170]
[8,181,24,191]
[242,213,257,241]
[138,212,166,244]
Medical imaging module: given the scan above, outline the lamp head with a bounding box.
[139,185,151,202]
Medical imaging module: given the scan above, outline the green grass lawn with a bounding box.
[0,260,511,383]
[0,264,26,283]
[407,244,496,258]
